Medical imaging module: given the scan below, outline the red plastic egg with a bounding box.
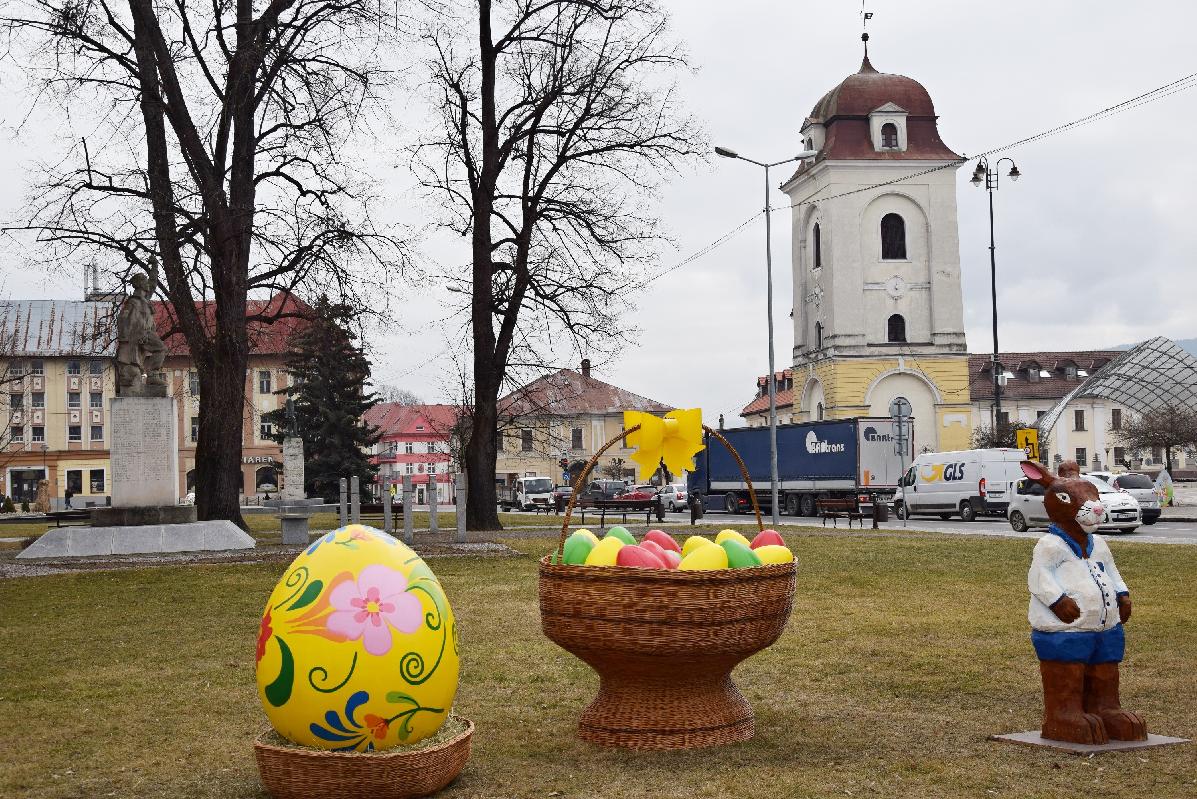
[643,529,681,553]
[750,529,786,550]
[616,544,667,569]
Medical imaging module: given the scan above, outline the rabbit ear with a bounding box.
[1021,460,1056,488]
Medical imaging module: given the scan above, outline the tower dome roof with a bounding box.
[808,55,938,122]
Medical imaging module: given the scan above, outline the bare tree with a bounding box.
[5,0,405,525]
[1111,404,1197,474]
[418,0,702,529]
[376,385,426,405]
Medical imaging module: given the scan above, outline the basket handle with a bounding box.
[554,423,763,563]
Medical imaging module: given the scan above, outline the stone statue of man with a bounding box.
[116,258,167,394]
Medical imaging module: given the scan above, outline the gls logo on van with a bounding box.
[920,462,967,482]
[805,430,846,454]
[862,426,893,442]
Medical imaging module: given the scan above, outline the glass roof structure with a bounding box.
[1035,337,1197,434]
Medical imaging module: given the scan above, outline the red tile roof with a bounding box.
[365,404,461,439]
[968,351,1122,401]
[500,368,671,417]
[741,388,795,417]
[155,292,312,356]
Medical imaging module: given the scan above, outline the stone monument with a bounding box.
[281,398,306,502]
[18,262,254,558]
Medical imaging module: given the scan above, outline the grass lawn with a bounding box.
[1,528,1195,798]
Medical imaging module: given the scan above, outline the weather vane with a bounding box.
[861,1,874,52]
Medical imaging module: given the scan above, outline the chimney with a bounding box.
[580,358,591,379]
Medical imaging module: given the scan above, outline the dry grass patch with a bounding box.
[1,529,1194,798]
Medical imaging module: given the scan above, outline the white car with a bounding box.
[1087,471,1162,525]
[1009,474,1141,534]
[657,483,689,511]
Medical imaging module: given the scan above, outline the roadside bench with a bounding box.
[817,498,864,529]
[573,498,665,527]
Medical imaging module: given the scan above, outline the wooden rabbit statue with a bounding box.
[1022,460,1147,744]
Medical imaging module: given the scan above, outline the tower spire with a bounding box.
[860,3,876,73]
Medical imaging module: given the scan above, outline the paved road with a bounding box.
[504,508,1197,545]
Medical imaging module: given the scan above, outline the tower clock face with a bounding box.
[884,275,906,299]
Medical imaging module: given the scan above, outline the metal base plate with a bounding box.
[990,731,1190,754]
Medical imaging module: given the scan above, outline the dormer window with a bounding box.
[1026,365,1040,383]
[881,123,899,149]
[1063,363,1078,380]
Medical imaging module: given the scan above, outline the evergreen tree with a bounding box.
[264,297,381,501]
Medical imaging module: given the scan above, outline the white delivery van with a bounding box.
[894,448,1028,521]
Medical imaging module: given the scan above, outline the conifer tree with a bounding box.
[265,297,381,500]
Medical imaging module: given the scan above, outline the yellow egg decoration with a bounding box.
[255,525,459,751]
[715,529,752,548]
[682,535,717,557]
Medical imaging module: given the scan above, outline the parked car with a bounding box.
[579,479,628,502]
[657,483,689,511]
[551,484,574,500]
[1009,474,1141,534]
[1087,471,1161,525]
[616,485,661,502]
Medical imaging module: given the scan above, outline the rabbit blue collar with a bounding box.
[1048,523,1094,559]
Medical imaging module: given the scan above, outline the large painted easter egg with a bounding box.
[255,525,459,751]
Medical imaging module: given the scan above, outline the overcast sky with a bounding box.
[2,0,1195,425]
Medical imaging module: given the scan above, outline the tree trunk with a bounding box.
[1166,445,1174,475]
[466,364,501,531]
[194,348,248,527]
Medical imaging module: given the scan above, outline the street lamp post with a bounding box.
[971,156,1021,433]
[716,145,818,527]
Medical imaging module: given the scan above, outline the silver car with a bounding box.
[657,483,689,512]
[1009,474,1141,534]
[1088,471,1161,525]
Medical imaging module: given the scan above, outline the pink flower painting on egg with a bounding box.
[326,564,424,656]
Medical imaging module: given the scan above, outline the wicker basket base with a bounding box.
[578,663,754,749]
[253,716,473,799]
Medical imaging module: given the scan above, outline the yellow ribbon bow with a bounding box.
[623,408,705,479]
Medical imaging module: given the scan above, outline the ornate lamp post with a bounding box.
[715,145,818,526]
[971,156,1022,432]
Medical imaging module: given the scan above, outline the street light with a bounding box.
[716,145,819,526]
[971,155,1022,432]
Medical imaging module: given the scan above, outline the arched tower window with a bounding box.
[887,314,906,343]
[881,213,906,259]
[812,222,822,268]
[815,321,823,349]
[881,123,899,148]
[816,402,824,421]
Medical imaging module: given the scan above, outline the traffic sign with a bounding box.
[888,397,912,419]
[1016,428,1040,461]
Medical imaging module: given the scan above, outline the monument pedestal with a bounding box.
[110,396,180,508]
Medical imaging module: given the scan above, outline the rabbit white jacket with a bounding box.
[1028,526,1129,633]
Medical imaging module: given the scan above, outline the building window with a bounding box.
[1114,446,1126,465]
[1075,448,1087,467]
[90,425,103,441]
[189,371,200,396]
[260,421,273,440]
[10,361,26,377]
[1074,409,1086,431]
[90,392,102,409]
[68,425,81,442]
[66,469,83,494]
[1036,410,1047,420]
[68,392,80,409]
[9,393,23,410]
[30,360,43,375]
[31,392,44,408]
[31,426,44,443]
[191,416,199,442]
[1064,364,1078,380]
[90,468,105,493]
[815,321,823,349]
[880,213,907,259]
[997,411,1010,428]
[67,361,81,375]
[812,222,822,268]
[571,427,583,450]
[816,402,825,421]
[521,430,533,451]
[10,425,23,443]
[1151,446,1163,462]
[428,464,437,475]
[1026,365,1040,383]
[1111,408,1122,430]
[496,433,504,452]
[880,122,899,148]
[886,314,906,343]
[89,360,103,376]
[404,463,414,474]
[405,441,414,454]
[258,371,272,395]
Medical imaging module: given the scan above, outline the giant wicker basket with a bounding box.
[539,425,797,750]
[253,716,473,799]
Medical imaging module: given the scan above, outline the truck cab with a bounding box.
[499,476,554,511]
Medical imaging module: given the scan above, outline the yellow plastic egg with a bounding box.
[585,535,624,566]
[573,529,600,545]
[679,544,729,571]
[754,544,795,565]
[682,535,717,557]
[715,529,752,548]
[255,525,459,752]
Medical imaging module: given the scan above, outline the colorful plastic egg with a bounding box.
[754,544,795,565]
[715,529,752,548]
[643,529,681,553]
[722,539,763,569]
[605,526,636,545]
[679,544,729,571]
[562,532,596,565]
[585,536,624,566]
[256,525,459,752]
[660,550,682,569]
[682,535,717,557]
[750,529,786,549]
[639,539,671,564]
[573,529,600,546]
[616,544,666,569]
